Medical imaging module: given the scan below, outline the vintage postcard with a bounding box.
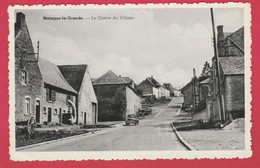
[9,3,252,161]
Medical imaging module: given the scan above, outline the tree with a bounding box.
[201,61,211,77]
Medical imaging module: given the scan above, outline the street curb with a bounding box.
[16,129,101,151]
[171,123,197,151]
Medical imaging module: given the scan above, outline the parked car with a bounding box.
[125,114,139,126]
[140,104,152,115]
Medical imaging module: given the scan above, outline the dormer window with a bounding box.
[21,70,27,84]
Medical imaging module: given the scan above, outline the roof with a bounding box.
[219,57,244,75]
[163,83,175,93]
[122,77,132,83]
[38,58,77,93]
[225,27,244,51]
[58,65,88,92]
[200,77,210,84]
[147,76,162,88]
[92,70,128,85]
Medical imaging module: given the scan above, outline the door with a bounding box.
[84,112,86,125]
[35,100,40,123]
[48,108,52,122]
[92,103,97,124]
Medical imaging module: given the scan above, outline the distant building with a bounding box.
[58,65,98,125]
[136,76,169,98]
[181,79,197,109]
[15,12,77,125]
[92,70,141,121]
[199,78,210,102]
[163,83,175,97]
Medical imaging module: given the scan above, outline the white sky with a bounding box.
[16,7,244,88]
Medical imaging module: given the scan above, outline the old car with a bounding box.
[140,104,152,115]
[125,114,139,126]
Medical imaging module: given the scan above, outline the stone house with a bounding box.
[15,12,77,125]
[92,70,141,121]
[58,65,98,125]
[207,25,244,122]
[38,58,77,124]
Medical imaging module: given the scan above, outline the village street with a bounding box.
[19,97,187,151]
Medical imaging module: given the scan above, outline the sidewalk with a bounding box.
[173,110,245,150]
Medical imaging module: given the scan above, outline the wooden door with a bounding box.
[92,103,97,124]
[48,108,52,122]
[35,100,40,123]
[59,108,62,123]
[84,112,86,125]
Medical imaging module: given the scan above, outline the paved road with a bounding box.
[20,97,187,151]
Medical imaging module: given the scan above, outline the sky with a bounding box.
[16,7,244,88]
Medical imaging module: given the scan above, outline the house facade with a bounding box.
[58,65,98,125]
[93,70,141,121]
[15,12,77,125]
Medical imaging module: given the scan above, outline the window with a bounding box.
[54,108,58,115]
[21,70,27,84]
[66,94,73,105]
[46,88,56,102]
[25,97,30,114]
[43,106,47,114]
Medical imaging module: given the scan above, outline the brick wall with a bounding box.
[94,84,127,121]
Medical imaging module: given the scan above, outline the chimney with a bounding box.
[193,68,196,78]
[217,25,224,50]
[15,12,26,35]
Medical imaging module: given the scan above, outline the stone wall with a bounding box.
[94,84,127,121]
[15,13,43,123]
[223,75,245,118]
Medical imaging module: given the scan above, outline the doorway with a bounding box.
[59,108,62,123]
[84,112,86,125]
[92,103,97,124]
[48,107,52,122]
[35,100,40,123]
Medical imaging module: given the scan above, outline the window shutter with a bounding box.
[46,88,49,101]
[52,90,56,102]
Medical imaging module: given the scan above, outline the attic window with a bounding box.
[21,70,28,84]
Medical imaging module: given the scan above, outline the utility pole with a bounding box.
[193,68,200,106]
[210,8,224,122]
[37,41,40,61]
